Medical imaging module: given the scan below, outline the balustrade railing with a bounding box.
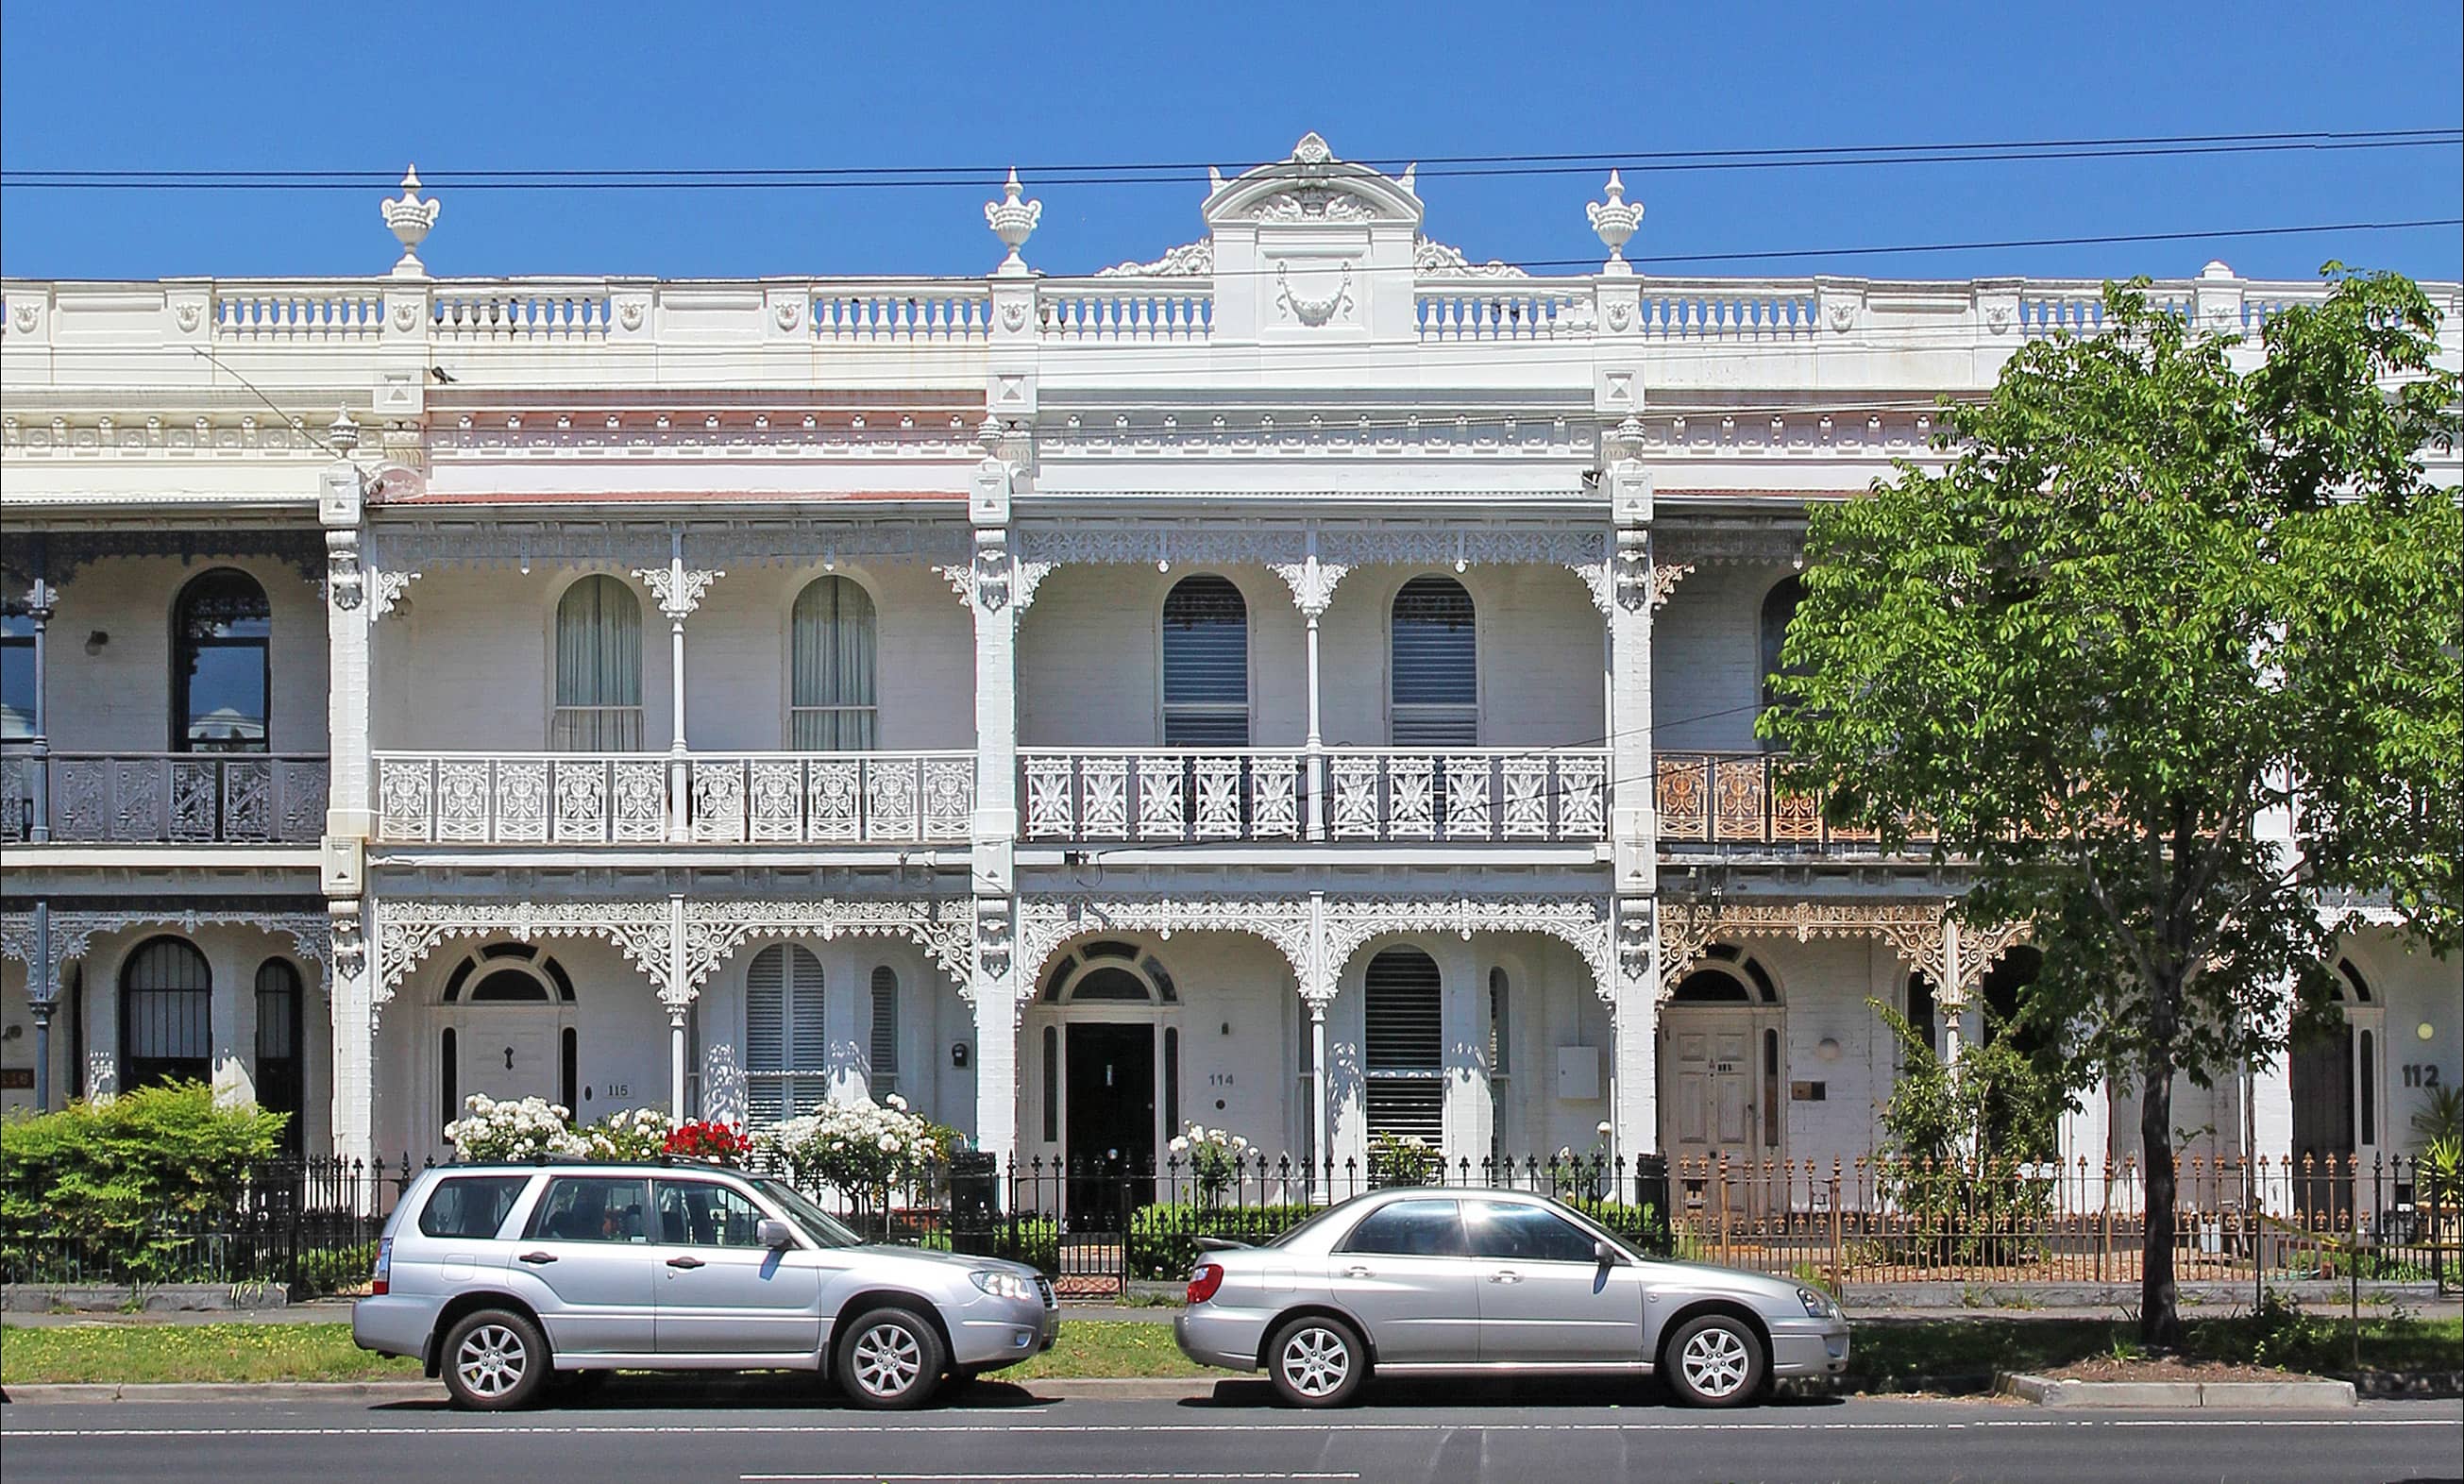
[211,283,385,343]
[372,750,974,846]
[1036,280,1214,343]
[1653,751,1932,849]
[1018,748,1608,843]
[809,283,990,344]
[1413,286,1586,342]
[0,750,328,844]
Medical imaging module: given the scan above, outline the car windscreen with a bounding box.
[749,1176,864,1249]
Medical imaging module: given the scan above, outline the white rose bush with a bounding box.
[443,1094,589,1161]
[753,1094,947,1214]
[1166,1122,1251,1205]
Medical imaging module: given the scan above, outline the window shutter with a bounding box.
[1390,577,1477,746]
[1162,575,1250,746]
[746,947,785,1072]
[869,965,900,1102]
[1365,948,1445,1146]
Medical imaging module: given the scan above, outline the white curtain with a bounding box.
[791,577,877,750]
[553,575,643,750]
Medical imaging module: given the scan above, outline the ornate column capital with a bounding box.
[634,566,724,620]
[1270,555,1352,618]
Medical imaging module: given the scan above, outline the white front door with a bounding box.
[1659,1007,1784,1226]
[461,1008,565,1106]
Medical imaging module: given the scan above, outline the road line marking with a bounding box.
[743,1475,1359,1481]
[4,1418,2455,1442]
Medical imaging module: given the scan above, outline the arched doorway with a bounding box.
[437,945,578,1135]
[2290,959,2380,1224]
[120,936,212,1091]
[1028,941,1181,1228]
[1658,946,1784,1172]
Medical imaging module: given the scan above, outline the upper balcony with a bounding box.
[1,750,329,845]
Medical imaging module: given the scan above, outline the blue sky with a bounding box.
[2,0,2458,285]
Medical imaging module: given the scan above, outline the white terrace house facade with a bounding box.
[4,138,2458,1203]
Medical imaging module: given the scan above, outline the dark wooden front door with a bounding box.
[1065,1022,1155,1230]
[2290,1023,2355,1223]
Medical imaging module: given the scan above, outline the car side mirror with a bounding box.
[1595,1239,1623,1267]
[757,1218,796,1249]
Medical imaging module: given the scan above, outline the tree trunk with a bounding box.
[2138,1041,2182,1351]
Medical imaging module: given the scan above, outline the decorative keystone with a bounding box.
[1585,170,1643,278]
[382,166,441,278]
[985,168,1041,277]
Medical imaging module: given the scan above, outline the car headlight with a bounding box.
[1797,1286,1840,1320]
[971,1270,1037,1302]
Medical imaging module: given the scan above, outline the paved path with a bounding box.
[3,1382,2456,1484]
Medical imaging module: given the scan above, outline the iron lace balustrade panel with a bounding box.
[1,750,329,843]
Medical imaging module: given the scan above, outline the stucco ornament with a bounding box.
[1274,261,1355,327]
[986,168,1042,275]
[381,166,441,278]
[1585,171,1643,278]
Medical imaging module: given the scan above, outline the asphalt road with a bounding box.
[4,1380,2458,1484]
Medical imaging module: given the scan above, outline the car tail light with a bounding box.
[1187,1263,1224,1305]
[370,1237,392,1297]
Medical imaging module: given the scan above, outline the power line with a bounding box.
[5,129,2456,191]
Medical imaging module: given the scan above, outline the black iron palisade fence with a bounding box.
[4,1149,2450,1300]
[0,1155,412,1292]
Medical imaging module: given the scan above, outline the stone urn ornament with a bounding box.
[985,168,1041,276]
[1585,170,1643,278]
[383,166,442,278]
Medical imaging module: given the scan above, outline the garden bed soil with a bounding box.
[2041,1355,2305,1385]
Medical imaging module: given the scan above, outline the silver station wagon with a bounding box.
[353,1162,1056,1410]
[1173,1188,1849,1408]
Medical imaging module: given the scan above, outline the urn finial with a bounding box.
[1585,170,1644,278]
[985,168,1042,277]
[382,166,442,278]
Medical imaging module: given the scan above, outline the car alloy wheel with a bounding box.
[1679,1325,1750,1399]
[1276,1324,1353,1401]
[835,1306,946,1409]
[455,1323,529,1399]
[852,1322,925,1399]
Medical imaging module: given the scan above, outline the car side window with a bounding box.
[655,1181,770,1247]
[1339,1199,1467,1256]
[524,1176,653,1243]
[416,1175,532,1239]
[1466,1202,1598,1263]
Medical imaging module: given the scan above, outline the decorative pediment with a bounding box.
[1199,133,1426,232]
[1415,239,1527,278]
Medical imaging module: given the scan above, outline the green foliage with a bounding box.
[1559,1197,1675,1257]
[1,1084,289,1283]
[1866,1000,2064,1267]
[1367,1132,1440,1188]
[1128,1202,1319,1280]
[2409,1086,2464,1147]
[1763,268,2464,1342]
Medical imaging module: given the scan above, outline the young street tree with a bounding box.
[1762,269,2462,1346]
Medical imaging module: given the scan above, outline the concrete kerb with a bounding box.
[0,1376,1218,1406]
[1998,1373,2357,1408]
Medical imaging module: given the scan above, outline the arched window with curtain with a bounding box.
[1363,947,1444,1145]
[255,959,304,1153]
[791,576,878,750]
[1161,575,1249,746]
[1759,576,1805,749]
[1390,576,1477,745]
[553,575,644,750]
[744,945,826,1125]
[173,568,271,752]
[121,936,212,1090]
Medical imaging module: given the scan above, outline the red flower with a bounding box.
[664,1120,751,1160]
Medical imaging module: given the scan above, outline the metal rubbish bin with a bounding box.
[948,1151,998,1254]
[1632,1153,1673,1254]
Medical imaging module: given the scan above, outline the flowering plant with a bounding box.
[444,1094,587,1161]
[1368,1130,1439,1188]
[754,1094,945,1206]
[665,1119,752,1163]
[577,1106,675,1161]
[1166,1123,1251,1204]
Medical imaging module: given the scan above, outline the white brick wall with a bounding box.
[1651,562,1797,752]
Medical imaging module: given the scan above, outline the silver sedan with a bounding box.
[1172,1187,1848,1408]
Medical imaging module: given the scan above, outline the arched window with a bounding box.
[174,568,270,752]
[791,577,877,750]
[121,936,212,1089]
[1161,575,1249,746]
[744,945,826,1125]
[1391,576,1477,745]
[1363,948,1443,1144]
[1,565,35,743]
[552,575,643,750]
[255,960,304,1153]
[868,965,901,1103]
[1758,576,1805,749]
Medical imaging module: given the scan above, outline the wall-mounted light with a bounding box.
[1816,1037,1841,1062]
[2420,1022,2437,1042]
[84,631,109,655]
[1220,1021,1231,1037]
[952,1041,970,1069]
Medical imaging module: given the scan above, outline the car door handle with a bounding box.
[1488,1270,1523,1284]
[666,1256,705,1270]
[516,1251,558,1265]
[1342,1266,1374,1279]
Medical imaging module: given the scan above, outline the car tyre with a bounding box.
[835,1306,946,1410]
[1661,1313,1766,1408]
[440,1307,551,1411]
[1265,1315,1368,1408]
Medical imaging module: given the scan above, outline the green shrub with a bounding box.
[1562,1197,1674,1257]
[1128,1202,1320,1280]
[1,1084,288,1283]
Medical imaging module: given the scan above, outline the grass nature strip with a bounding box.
[2,1316,2455,1388]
